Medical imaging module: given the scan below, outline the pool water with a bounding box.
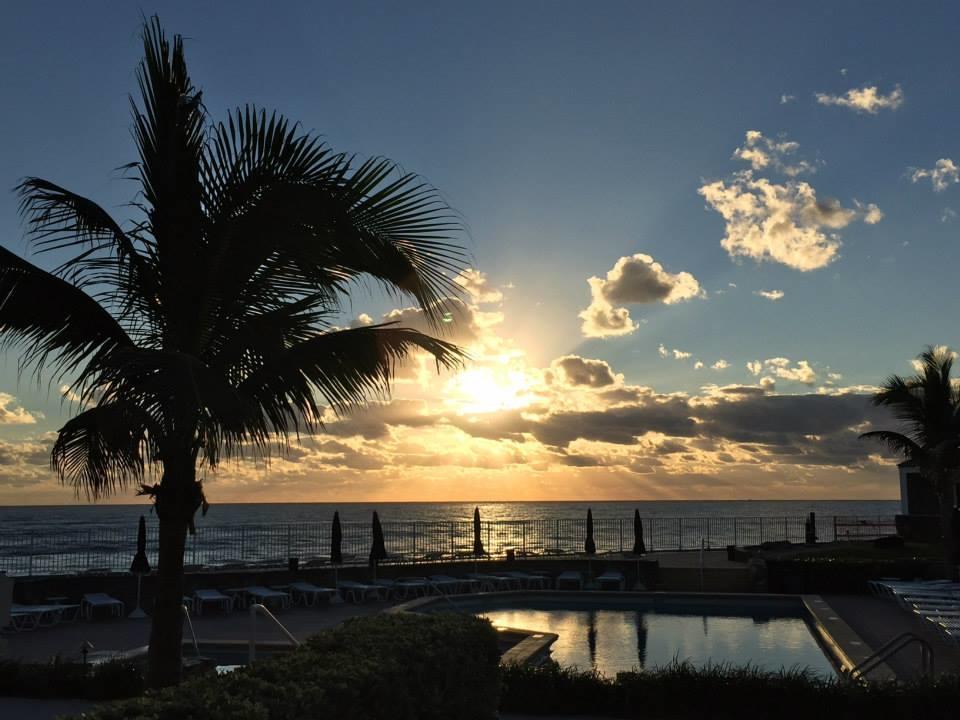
[469,598,836,678]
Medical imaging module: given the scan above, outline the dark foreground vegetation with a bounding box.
[500,661,960,719]
[0,658,143,701]
[66,613,500,720]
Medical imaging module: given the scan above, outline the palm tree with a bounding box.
[860,346,960,577]
[1,18,467,686]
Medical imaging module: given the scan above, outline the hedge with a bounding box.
[0,658,143,700]
[500,661,960,719]
[70,612,501,720]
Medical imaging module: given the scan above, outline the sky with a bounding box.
[0,1,957,505]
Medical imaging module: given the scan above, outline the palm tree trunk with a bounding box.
[147,512,188,687]
[146,451,201,688]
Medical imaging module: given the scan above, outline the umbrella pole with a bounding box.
[331,566,343,605]
[129,574,147,619]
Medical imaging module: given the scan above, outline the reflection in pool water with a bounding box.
[480,607,835,678]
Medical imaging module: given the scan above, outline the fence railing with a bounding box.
[0,514,897,577]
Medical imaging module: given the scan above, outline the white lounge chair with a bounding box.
[596,571,626,591]
[501,571,550,589]
[430,575,479,593]
[286,582,337,607]
[81,593,124,620]
[337,580,384,603]
[465,572,518,591]
[425,575,464,594]
[192,589,234,615]
[242,586,291,609]
[556,571,584,590]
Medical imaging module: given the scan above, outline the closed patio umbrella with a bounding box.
[585,508,596,555]
[473,506,485,557]
[369,511,387,580]
[129,515,150,618]
[633,509,646,555]
[331,511,343,565]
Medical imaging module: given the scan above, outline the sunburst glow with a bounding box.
[445,367,534,415]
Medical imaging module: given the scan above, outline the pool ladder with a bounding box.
[249,603,300,664]
[847,632,935,680]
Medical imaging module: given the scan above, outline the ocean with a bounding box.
[0,500,900,576]
[0,499,899,533]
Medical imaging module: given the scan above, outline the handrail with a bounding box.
[699,537,705,591]
[181,602,200,658]
[848,632,934,680]
[249,603,300,664]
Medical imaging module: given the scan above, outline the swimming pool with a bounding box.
[418,593,838,678]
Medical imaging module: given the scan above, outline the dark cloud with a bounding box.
[551,355,617,388]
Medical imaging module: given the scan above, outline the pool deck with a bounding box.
[1,599,396,662]
[4,587,959,678]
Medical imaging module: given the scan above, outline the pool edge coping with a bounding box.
[802,594,896,682]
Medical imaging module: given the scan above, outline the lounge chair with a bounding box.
[394,577,433,597]
[501,571,549,589]
[337,580,384,603]
[81,593,124,620]
[556,571,584,590]
[596,571,626,591]
[426,575,464,594]
[240,586,291,609]
[372,578,430,600]
[192,589,234,615]
[429,575,479,593]
[465,572,517,591]
[286,582,338,607]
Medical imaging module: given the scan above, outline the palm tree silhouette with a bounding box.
[1,18,467,686]
[860,346,960,578]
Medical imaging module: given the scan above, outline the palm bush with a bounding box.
[860,346,960,577]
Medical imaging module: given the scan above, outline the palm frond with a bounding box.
[0,246,131,378]
[235,324,466,447]
[51,402,151,499]
[16,178,160,324]
[858,430,923,459]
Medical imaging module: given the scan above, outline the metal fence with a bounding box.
[0,514,897,577]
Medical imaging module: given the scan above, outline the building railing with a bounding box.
[0,514,897,577]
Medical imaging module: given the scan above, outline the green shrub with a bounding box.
[500,661,960,719]
[0,658,143,700]
[71,613,500,720]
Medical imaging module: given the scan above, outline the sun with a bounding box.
[445,367,533,415]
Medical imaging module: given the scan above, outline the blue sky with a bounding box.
[0,2,956,503]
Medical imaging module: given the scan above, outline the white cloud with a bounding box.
[840,68,848,77]
[746,358,817,384]
[815,85,904,114]
[694,361,704,370]
[754,289,785,301]
[780,94,795,105]
[454,269,504,304]
[580,254,705,338]
[711,360,730,370]
[0,393,40,425]
[658,344,692,360]
[699,170,881,271]
[942,208,957,223]
[909,159,960,193]
[733,130,815,177]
